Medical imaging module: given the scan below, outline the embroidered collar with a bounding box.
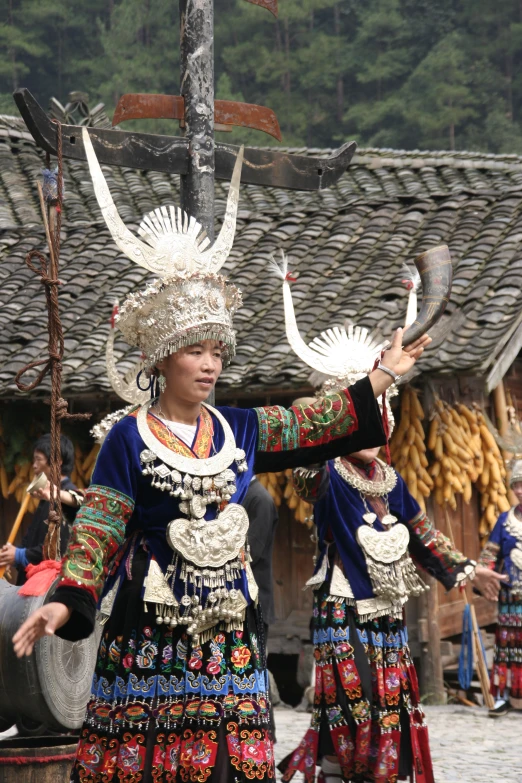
[129,406,214,459]
[149,407,214,459]
[335,457,397,497]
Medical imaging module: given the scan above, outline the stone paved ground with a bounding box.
[274,704,522,782]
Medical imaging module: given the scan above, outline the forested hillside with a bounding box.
[2,0,522,153]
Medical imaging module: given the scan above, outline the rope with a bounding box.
[14,120,90,560]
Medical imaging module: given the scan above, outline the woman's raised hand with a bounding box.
[13,602,71,658]
[369,328,431,398]
[382,328,432,377]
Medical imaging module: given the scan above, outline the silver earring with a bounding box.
[158,374,167,393]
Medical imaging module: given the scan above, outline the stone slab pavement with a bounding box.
[273,704,522,782]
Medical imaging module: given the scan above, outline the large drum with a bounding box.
[0,579,99,732]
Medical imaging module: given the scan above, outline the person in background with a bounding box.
[243,476,280,739]
[243,476,279,634]
[0,434,83,584]
[477,460,522,717]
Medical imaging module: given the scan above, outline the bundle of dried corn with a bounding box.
[257,470,313,526]
[390,386,433,511]
[71,443,100,489]
[426,399,481,510]
[473,406,510,537]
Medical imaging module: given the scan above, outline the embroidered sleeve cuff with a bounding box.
[253,377,385,473]
[254,388,357,453]
[52,585,97,641]
[477,540,500,571]
[57,485,133,603]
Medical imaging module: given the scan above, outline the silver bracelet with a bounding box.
[377,362,399,382]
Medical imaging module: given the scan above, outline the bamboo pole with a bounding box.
[0,493,32,580]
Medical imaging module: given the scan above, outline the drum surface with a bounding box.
[0,579,99,731]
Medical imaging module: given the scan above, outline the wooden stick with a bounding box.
[443,506,495,709]
[0,493,32,580]
[36,182,56,270]
[470,603,495,709]
[492,380,517,506]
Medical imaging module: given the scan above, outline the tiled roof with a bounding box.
[1,112,522,398]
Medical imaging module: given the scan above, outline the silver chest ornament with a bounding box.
[334,458,427,602]
[137,400,256,644]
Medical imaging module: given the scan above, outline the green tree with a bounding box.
[402,32,478,149]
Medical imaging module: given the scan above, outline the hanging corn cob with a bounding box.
[390,386,433,511]
[473,406,510,538]
[257,469,313,526]
[424,398,510,534]
[257,471,285,506]
[82,443,100,481]
[426,398,479,511]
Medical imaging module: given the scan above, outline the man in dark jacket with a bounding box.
[243,476,279,629]
[0,434,83,584]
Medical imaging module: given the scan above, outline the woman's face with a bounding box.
[348,446,381,464]
[512,480,522,504]
[157,340,223,404]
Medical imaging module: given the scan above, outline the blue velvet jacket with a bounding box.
[54,377,384,640]
[294,459,472,609]
[478,508,522,593]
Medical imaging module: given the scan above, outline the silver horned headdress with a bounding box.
[272,251,397,432]
[91,303,150,444]
[82,127,244,369]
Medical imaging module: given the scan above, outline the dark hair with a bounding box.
[33,434,75,476]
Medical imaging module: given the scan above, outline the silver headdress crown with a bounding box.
[82,127,244,369]
[510,460,522,487]
[272,251,397,432]
[91,303,150,444]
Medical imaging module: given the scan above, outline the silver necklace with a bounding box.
[138,399,247,479]
[334,457,426,601]
[136,398,252,643]
[334,457,397,496]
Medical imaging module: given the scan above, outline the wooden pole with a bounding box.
[418,571,446,704]
[179,0,216,406]
[419,388,446,703]
[0,494,31,580]
[492,380,516,505]
[179,0,215,240]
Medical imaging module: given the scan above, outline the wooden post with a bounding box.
[179,0,215,404]
[418,571,446,704]
[418,382,446,703]
[492,380,516,505]
[179,0,215,241]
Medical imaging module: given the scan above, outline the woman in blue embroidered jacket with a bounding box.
[273,278,504,783]
[12,128,430,783]
[477,460,522,717]
[281,446,500,783]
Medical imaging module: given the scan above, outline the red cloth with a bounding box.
[18,560,61,597]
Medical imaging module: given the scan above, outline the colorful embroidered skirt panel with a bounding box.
[279,593,434,783]
[490,587,522,701]
[70,552,274,783]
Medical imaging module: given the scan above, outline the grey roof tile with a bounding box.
[2,113,522,394]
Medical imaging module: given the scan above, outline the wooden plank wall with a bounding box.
[270,505,315,653]
[432,489,496,638]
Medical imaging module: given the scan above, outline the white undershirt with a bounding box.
[160,418,197,447]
